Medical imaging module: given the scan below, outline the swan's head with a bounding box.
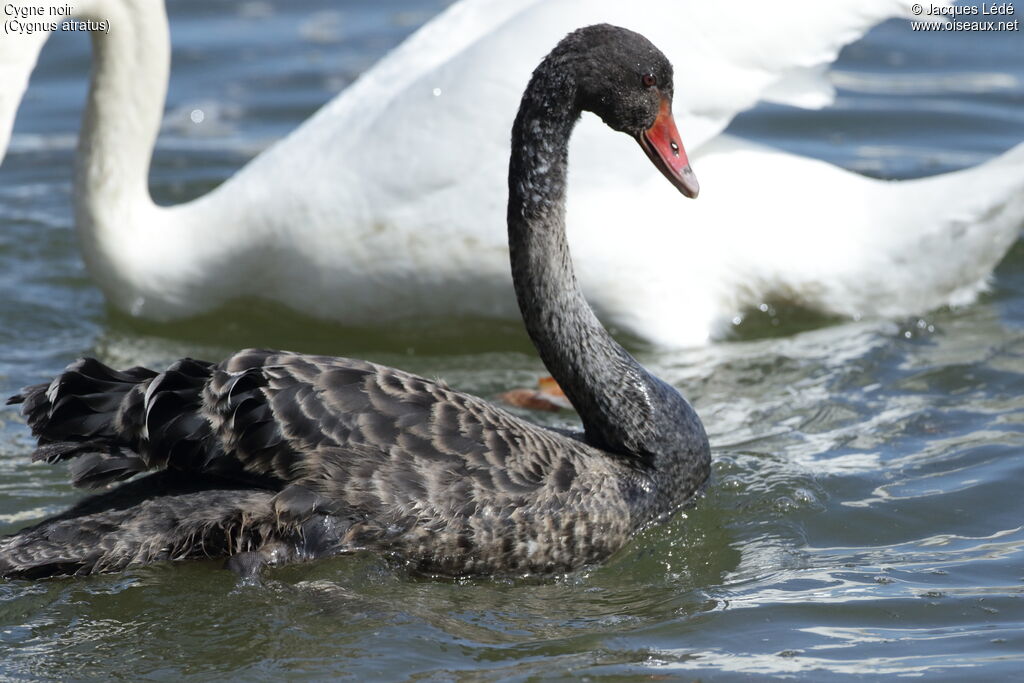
[558,24,699,199]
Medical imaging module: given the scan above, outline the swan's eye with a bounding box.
[642,73,657,88]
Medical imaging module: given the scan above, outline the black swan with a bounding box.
[0,24,710,579]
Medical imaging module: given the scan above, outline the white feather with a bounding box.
[2,0,1018,348]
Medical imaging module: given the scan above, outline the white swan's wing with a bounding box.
[227,0,933,301]
[1,0,926,164]
[302,0,928,154]
[236,0,936,256]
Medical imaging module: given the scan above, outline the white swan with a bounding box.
[3,0,1022,347]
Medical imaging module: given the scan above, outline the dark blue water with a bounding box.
[1,2,1022,679]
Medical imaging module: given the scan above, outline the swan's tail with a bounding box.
[7,357,216,488]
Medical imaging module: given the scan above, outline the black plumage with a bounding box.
[0,25,711,579]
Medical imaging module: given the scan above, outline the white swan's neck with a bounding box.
[74,0,168,279]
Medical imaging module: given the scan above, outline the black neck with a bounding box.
[506,63,691,463]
